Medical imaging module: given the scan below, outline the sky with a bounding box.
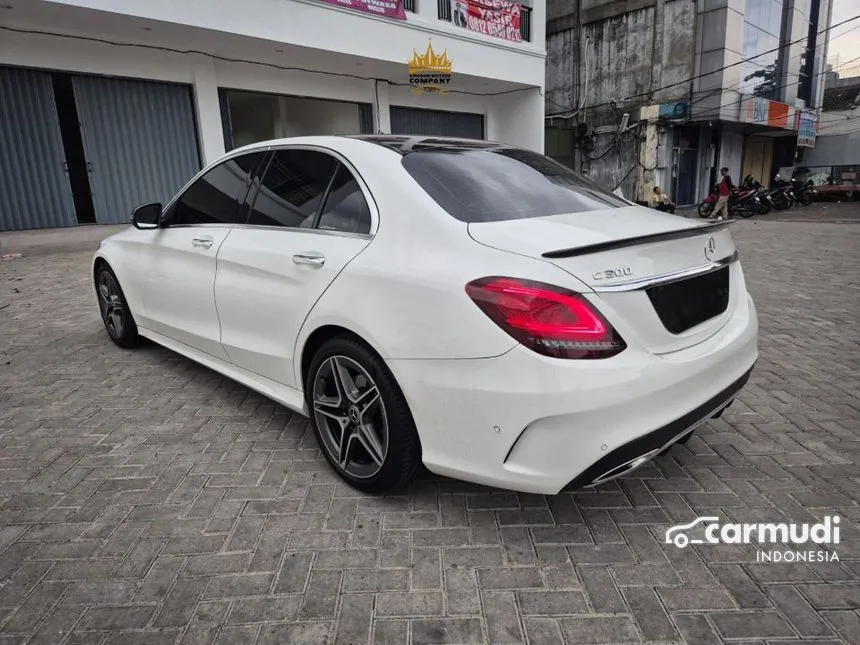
[827,0,860,77]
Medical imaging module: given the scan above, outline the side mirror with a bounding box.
[132,202,162,230]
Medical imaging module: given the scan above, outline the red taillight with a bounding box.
[465,277,626,359]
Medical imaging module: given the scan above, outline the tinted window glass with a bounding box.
[402,147,629,223]
[167,153,263,226]
[317,164,372,234]
[247,150,337,228]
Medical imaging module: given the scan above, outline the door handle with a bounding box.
[292,253,326,267]
[192,237,214,249]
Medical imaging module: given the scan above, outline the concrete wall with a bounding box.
[42,0,546,87]
[802,134,860,166]
[1,6,546,160]
[545,0,696,194]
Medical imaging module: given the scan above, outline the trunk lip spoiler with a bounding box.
[541,220,733,259]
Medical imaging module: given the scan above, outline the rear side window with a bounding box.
[247,150,338,228]
[317,164,372,235]
[402,147,629,223]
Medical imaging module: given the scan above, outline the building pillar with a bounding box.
[638,105,660,202]
[374,80,391,134]
[191,57,226,164]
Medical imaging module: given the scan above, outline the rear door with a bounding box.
[134,152,266,360]
[215,147,374,388]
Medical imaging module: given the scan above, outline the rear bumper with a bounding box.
[387,292,758,495]
[563,365,752,490]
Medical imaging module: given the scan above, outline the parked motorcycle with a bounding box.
[772,174,796,210]
[741,175,772,214]
[698,183,761,218]
[792,178,815,206]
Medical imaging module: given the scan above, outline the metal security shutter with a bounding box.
[390,106,484,139]
[72,76,201,224]
[0,67,76,231]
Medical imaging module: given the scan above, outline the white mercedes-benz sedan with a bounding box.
[92,135,758,495]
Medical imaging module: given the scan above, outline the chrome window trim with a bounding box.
[158,143,379,241]
[592,250,739,293]
[227,223,372,241]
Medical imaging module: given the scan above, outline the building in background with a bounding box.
[0,0,546,231]
[545,0,835,204]
[795,73,860,198]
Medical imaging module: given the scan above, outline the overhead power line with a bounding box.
[689,54,860,117]
[546,14,860,118]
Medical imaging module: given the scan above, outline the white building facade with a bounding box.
[0,0,546,230]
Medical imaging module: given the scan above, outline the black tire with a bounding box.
[738,205,755,218]
[698,202,714,218]
[306,335,421,494]
[95,264,140,349]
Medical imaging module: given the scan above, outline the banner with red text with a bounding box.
[317,0,406,20]
[452,0,522,43]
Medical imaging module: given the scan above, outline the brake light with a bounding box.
[465,277,626,359]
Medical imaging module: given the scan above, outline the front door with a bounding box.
[135,152,266,359]
[675,149,697,205]
[215,148,374,388]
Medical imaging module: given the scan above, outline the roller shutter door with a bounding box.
[390,106,484,139]
[0,67,76,231]
[72,76,201,224]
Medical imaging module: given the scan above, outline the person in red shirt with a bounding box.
[712,167,733,220]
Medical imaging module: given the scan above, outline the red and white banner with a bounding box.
[452,0,522,43]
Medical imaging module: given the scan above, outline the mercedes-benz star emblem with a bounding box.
[704,236,717,261]
[348,406,360,424]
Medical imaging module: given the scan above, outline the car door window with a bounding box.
[164,152,265,227]
[317,164,372,235]
[247,150,338,228]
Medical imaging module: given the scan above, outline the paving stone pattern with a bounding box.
[0,218,859,644]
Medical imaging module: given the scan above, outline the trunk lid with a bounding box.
[467,206,741,354]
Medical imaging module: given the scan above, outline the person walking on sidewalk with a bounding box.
[712,167,733,220]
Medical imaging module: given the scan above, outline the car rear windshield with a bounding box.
[402,147,630,223]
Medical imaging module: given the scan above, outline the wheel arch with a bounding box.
[299,324,387,395]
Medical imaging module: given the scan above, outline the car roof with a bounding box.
[227,135,509,157]
[347,135,507,155]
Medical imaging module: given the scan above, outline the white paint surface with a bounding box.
[0,0,547,161]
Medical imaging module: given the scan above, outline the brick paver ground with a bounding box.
[1,214,858,644]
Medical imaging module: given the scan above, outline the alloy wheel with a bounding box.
[97,271,125,339]
[312,355,389,479]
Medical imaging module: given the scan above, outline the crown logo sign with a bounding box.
[407,41,453,95]
[408,42,453,75]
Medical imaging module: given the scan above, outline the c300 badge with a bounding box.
[592,267,633,281]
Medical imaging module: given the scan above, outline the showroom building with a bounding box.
[0,0,546,230]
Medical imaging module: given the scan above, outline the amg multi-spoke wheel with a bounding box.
[307,336,420,493]
[95,264,140,348]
